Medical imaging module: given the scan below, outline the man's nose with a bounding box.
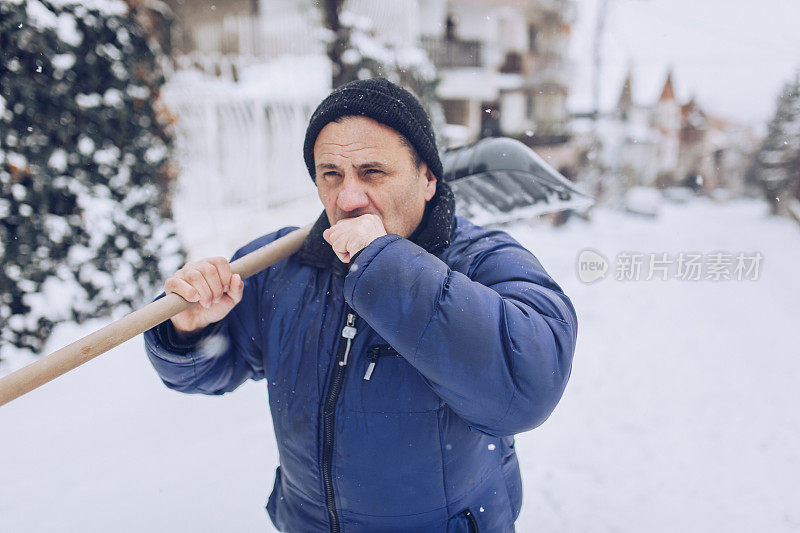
[337,176,370,213]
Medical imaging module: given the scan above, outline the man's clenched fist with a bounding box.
[165,257,244,339]
[323,214,387,263]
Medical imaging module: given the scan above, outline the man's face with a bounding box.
[313,116,437,238]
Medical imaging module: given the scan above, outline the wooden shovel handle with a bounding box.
[0,224,312,407]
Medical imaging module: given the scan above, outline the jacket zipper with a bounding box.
[463,508,479,532]
[363,344,398,380]
[322,307,357,533]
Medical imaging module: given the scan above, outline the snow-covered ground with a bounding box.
[1,196,799,532]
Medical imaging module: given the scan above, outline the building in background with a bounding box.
[578,69,757,200]
[163,0,576,147]
[677,100,757,194]
[418,0,575,167]
[164,0,324,77]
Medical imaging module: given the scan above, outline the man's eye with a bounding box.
[323,172,341,179]
[365,169,383,175]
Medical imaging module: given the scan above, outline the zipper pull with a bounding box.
[363,361,376,381]
[363,346,380,380]
[339,313,357,367]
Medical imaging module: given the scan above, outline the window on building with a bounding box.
[499,51,522,73]
[442,99,469,126]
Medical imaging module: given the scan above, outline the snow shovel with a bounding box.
[0,137,593,406]
[0,225,312,407]
[443,137,594,226]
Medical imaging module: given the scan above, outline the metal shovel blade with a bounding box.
[442,137,595,226]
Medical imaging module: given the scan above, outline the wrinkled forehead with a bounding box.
[314,116,410,166]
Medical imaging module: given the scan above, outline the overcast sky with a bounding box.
[567,0,800,126]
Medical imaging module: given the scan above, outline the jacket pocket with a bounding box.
[447,508,480,533]
[350,343,441,413]
[362,343,401,381]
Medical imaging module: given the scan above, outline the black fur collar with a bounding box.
[296,181,455,277]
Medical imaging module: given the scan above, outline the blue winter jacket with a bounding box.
[144,183,577,532]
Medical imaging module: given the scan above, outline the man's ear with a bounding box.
[421,163,437,201]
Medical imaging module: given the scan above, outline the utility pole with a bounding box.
[592,0,609,121]
[587,0,610,198]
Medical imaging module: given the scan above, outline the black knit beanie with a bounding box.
[303,78,443,182]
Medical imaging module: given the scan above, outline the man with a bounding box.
[145,78,577,532]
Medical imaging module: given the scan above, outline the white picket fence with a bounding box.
[167,93,316,208]
[161,66,329,256]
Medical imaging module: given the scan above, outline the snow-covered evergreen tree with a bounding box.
[749,74,800,215]
[317,0,446,143]
[0,0,185,357]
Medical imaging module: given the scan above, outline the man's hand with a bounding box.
[165,257,244,339]
[323,214,387,263]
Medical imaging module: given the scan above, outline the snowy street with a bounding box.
[1,196,799,532]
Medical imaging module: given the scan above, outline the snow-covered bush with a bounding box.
[0,0,185,356]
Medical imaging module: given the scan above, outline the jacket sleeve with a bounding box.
[142,230,291,395]
[343,231,577,437]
